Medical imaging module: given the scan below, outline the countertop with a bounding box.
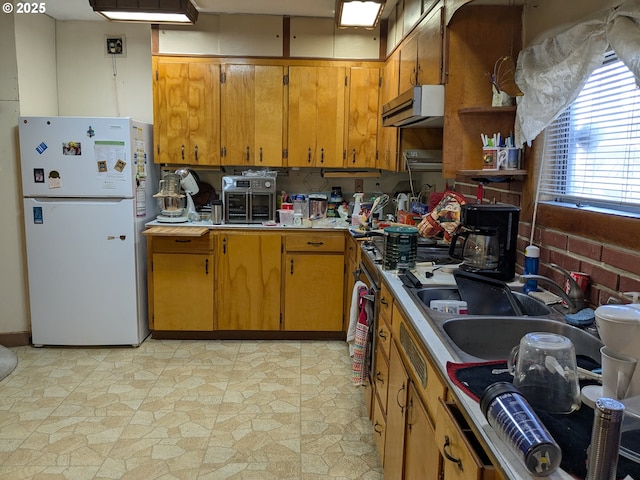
[379,268,578,480]
[145,218,351,230]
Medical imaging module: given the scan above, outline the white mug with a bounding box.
[600,346,637,399]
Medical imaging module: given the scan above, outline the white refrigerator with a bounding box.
[19,116,160,346]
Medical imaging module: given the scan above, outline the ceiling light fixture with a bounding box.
[89,0,199,25]
[335,0,385,29]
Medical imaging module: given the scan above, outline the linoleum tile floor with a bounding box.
[0,340,383,479]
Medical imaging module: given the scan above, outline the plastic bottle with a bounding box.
[523,245,540,294]
[352,193,364,227]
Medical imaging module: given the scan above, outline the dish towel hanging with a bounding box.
[352,287,374,386]
[347,281,367,356]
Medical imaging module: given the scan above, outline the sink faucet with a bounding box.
[519,263,585,314]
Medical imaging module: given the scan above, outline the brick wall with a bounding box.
[455,176,640,308]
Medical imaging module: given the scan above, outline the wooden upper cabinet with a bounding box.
[221,64,284,166]
[154,58,221,165]
[399,34,419,93]
[398,2,445,91]
[417,5,444,85]
[288,65,345,168]
[346,67,380,169]
[378,51,400,171]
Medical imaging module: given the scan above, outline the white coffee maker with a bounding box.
[595,304,640,399]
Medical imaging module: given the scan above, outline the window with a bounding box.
[539,52,640,214]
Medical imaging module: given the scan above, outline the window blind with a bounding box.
[539,52,640,212]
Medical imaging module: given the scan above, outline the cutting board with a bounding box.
[142,226,209,237]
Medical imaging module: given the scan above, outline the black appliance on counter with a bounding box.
[222,175,276,224]
[451,203,520,281]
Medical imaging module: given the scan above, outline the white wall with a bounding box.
[15,14,58,115]
[55,21,153,122]
[158,14,381,59]
[1,13,29,335]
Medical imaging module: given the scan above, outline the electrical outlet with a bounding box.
[355,179,364,193]
[105,36,125,55]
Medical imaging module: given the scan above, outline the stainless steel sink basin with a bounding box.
[440,316,603,363]
[412,287,552,316]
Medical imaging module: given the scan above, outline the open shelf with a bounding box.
[457,169,527,181]
[458,106,516,114]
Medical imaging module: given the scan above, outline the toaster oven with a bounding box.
[222,176,276,224]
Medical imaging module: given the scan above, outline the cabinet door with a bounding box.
[152,253,214,331]
[288,66,345,168]
[189,62,221,166]
[217,233,282,330]
[346,67,380,169]
[383,341,409,480]
[405,383,441,479]
[283,253,344,331]
[221,65,284,166]
[316,66,345,168]
[378,51,400,171]
[417,5,444,86]
[288,66,317,167]
[221,64,254,166]
[155,60,189,165]
[399,34,418,93]
[154,59,220,165]
[254,65,285,167]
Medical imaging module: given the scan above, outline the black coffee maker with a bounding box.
[450,203,520,281]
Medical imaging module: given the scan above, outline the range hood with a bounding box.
[403,149,443,171]
[382,85,445,128]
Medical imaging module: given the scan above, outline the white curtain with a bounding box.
[514,0,640,147]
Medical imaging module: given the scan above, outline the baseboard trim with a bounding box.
[0,332,31,347]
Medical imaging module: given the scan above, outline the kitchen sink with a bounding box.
[411,287,552,317]
[439,316,603,363]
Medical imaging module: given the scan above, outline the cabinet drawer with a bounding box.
[379,281,393,323]
[285,233,345,252]
[436,399,496,480]
[374,347,390,415]
[372,394,386,464]
[152,233,213,252]
[376,317,391,358]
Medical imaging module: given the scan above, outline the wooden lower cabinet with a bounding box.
[283,233,345,331]
[375,279,499,479]
[383,341,409,479]
[217,232,282,331]
[152,252,214,331]
[146,230,215,331]
[405,383,441,479]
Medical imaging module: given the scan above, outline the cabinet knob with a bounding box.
[181,144,185,160]
[194,144,198,161]
[378,329,387,340]
[320,147,324,164]
[352,149,356,164]
[246,146,251,162]
[307,147,312,163]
